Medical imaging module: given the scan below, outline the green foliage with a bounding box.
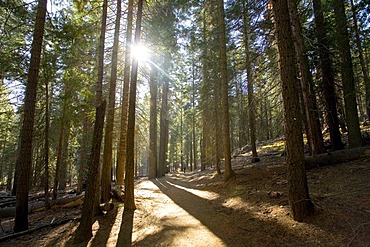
[0,83,18,186]
[0,0,33,81]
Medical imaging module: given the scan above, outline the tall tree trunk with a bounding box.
[148,64,157,179]
[200,5,209,172]
[73,101,106,243]
[350,0,370,119]
[14,0,47,233]
[192,109,197,171]
[0,141,4,186]
[215,114,222,175]
[189,133,193,172]
[0,133,6,186]
[180,108,184,171]
[192,60,197,171]
[6,153,14,192]
[158,56,170,177]
[44,78,50,209]
[77,113,89,195]
[125,0,143,211]
[272,0,314,222]
[214,65,222,175]
[242,2,259,162]
[73,0,108,242]
[333,0,363,148]
[59,121,70,190]
[237,79,247,149]
[116,0,134,187]
[102,0,121,203]
[288,0,326,155]
[53,103,66,200]
[313,0,344,150]
[217,0,234,181]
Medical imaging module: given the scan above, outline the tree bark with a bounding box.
[158,56,170,177]
[44,78,50,210]
[116,0,134,186]
[200,5,209,172]
[243,2,260,162]
[333,0,363,148]
[305,146,369,169]
[53,102,66,200]
[272,0,314,222]
[349,0,370,119]
[313,0,344,150]
[74,0,108,242]
[148,64,158,179]
[59,120,70,190]
[125,0,143,211]
[102,0,121,203]
[76,114,88,195]
[73,101,106,243]
[289,0,326,155]
[14,0,47,233]
[192,60,197,171]
[217,0,234,181]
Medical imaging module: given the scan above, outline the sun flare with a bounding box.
[131,44,149,62]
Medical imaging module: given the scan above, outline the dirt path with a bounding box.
[131,172,284,247]
[132,176,228,246]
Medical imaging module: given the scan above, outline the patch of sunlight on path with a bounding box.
[132,179,226,247]
[165,179,220,201]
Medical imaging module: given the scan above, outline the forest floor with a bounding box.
[1,143,370,246]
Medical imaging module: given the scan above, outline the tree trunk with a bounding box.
[217,0,234,181]
[102,0,121,203]
[14,0,47,233]
[189,133,193,172]
[305,146,370,169]
[333,0,363,148]
[73,101,106,243]
[192,60,197,171]
[272,0,314,222]
[180,108,184,171]
[53,103,66,200]
[214,63,222,175]
[116,0,134,187]
[148,64,157,179]
[76,113,88,195]
[125,0,143,211]
[200,7,208,172]
[59,120,70,190]
[0,142,4,186]
[74,0,108,242]
[215,114,222,175]
[349,0,370,119]
[242,2,260,162]
[313,0,344,150]
[289,0,326,155]
[44,79,50,210]
[158,56,170,177]
[6,156,14,192]
[236,79,246,149]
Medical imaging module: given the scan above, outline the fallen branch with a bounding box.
[0,194,84,218]
[347,222,370,246]
[0,217,80,243]
[305,146,370,169]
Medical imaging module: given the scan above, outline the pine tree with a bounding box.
[14,0,47,232]
[272,0,314,222]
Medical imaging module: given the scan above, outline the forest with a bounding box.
[0,0,370,246]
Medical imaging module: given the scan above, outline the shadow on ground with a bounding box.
[133,177,306,246]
